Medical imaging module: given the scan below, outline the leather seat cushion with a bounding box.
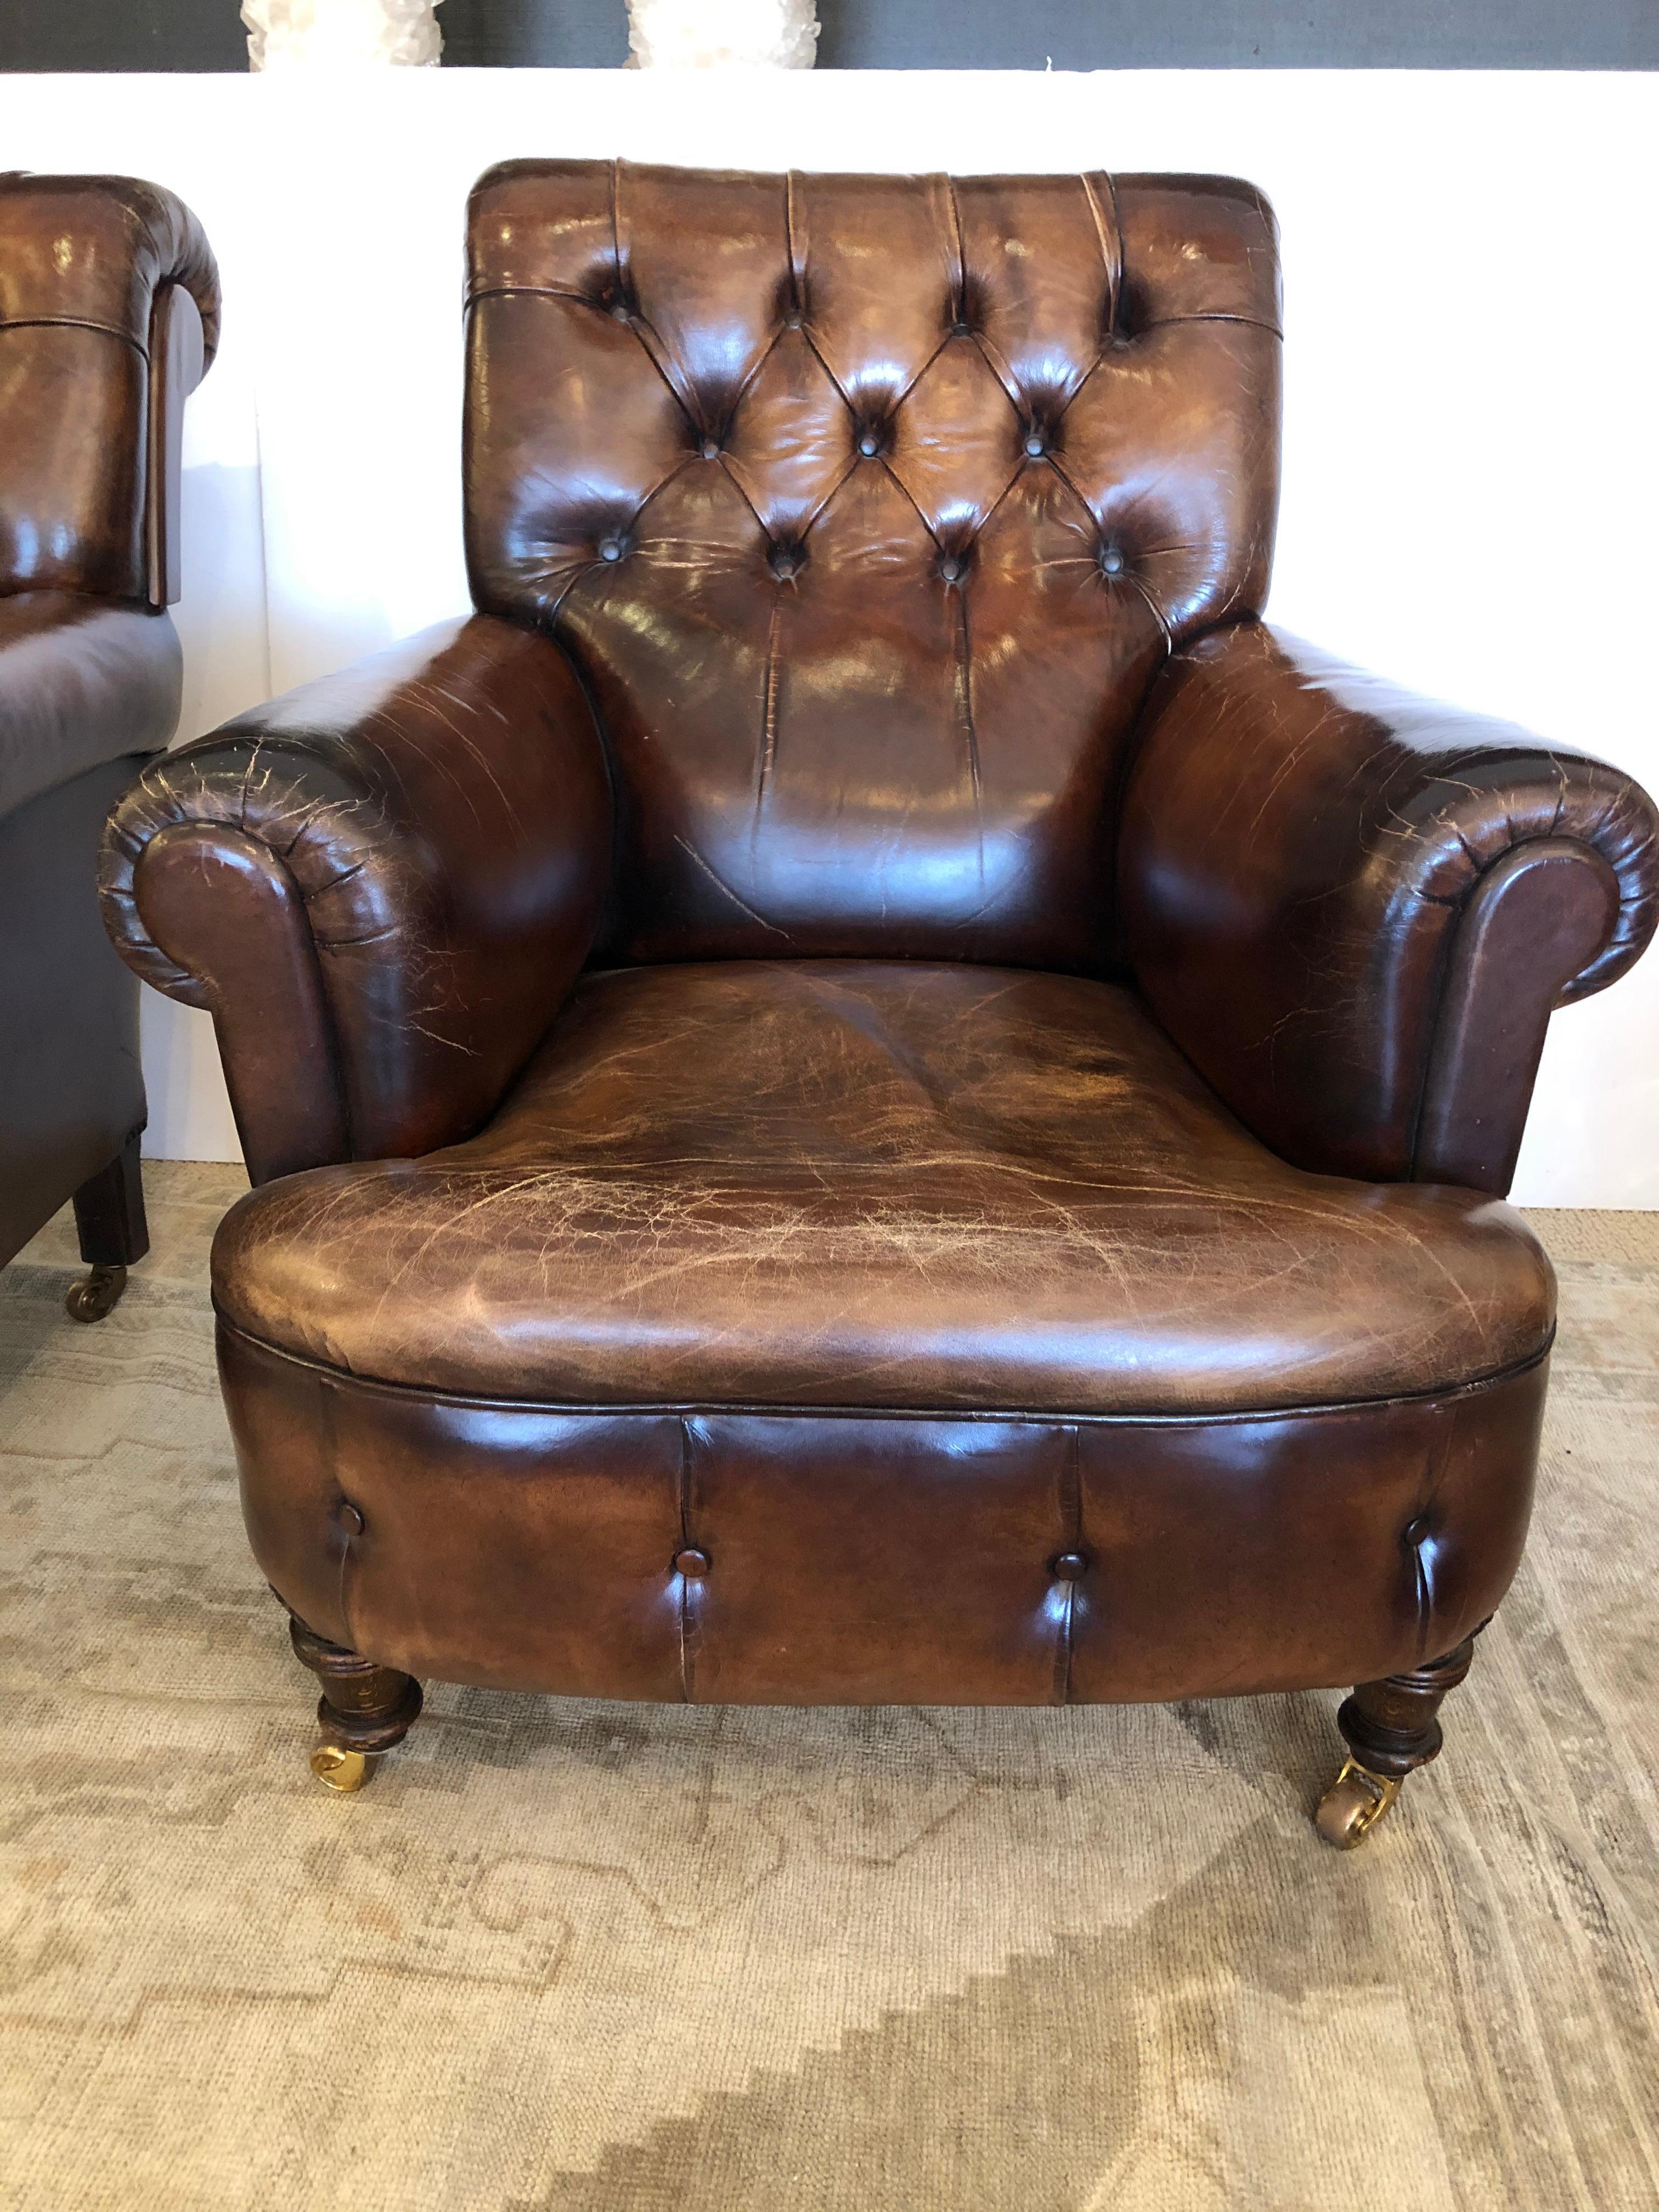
[212,961,1554,1415]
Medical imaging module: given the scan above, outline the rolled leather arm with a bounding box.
[1117,620,1658,1192]
[99,614,613,1183]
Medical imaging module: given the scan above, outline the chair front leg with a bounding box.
[1315,1634,1479,1849]
[65,1127,148,1321]
[288,1615,423,1794]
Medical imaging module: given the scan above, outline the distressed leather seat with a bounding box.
[102,162,1657,1843]
[216,961,1552,1415]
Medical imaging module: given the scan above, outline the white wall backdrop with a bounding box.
[2,67,1654,1200]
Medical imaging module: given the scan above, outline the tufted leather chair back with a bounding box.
[465,161,1282,967]
[0,175,220,609]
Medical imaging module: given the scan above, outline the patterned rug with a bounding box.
[2,1164,1656,2210]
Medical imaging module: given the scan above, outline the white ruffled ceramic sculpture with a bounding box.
[627,0,819,68]
[242,0,443,69]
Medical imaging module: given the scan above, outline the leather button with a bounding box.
[783,310,803,330]
[857,431,881,458]
[699,437,721,460]
[610,301,631,323]
[598,538,623,563]
[1024,432,1047,458]
[338,1501,365,1537]
[939,555,963,584]
[1050,1550,1087,1581]
[1099,544,1125,577]
[1402,1516,1430,1547]
[769,546,803,581]
[674,1546,710,1579]
[951,319,972,338]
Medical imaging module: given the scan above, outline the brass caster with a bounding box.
[1316,1756,1402,1849]
[310,1741,371,1793]
[64,1263,128,1323]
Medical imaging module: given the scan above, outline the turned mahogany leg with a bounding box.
[64,1128,148,1322]
[1315,1635,1477,1849]
[288,1616,422,1793]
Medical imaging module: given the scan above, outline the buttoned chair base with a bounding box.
[222,959,1544,1832]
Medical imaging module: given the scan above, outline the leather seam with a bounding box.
[785,170,804,311]
[676,1413,693,1702]
[943,174,968,323]
[0,313,149,359]
[1058,1424,1082,1707]
[1101,172,1126,333]
[447,297,1288,341]
[1141,312,1283,338]
[319,1370,358,1651]
[1411,1401,1457,1663]
[457,301,1284,348]
[212,1315,1554,1426]
[1080,172,1119,330]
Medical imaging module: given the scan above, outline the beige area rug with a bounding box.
[2,1162,1657,2210]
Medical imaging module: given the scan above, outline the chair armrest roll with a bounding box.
[1118,620,1658,1192]
[99,614,613,1182]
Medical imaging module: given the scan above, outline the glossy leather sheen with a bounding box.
[1120,623,1659,1189]
[1,176,216,1268]
[0,174,219,607]
[220,1319,1547,1704]
[213,961,1553,1414]
[97,165,1658,1714]
[465,162,1282,967]
[100,616,613,1180]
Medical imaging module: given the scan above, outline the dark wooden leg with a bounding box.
[289,1616,423,1794]
[65,1128,148,1322]
[1314,1635,1478,1849]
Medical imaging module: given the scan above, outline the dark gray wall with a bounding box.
[1,0,245,70]
[2,0,1654,70]
[817,0,1658,68]
[442,0,627,66]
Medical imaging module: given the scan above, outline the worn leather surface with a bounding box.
[466,161,1281,967]
[213,960,1553,1414]
[97,162,1657,1713]
[100,616,613,1181]
[0,592,181,821]
[221,1317,1547,1705]
[1,175,215,1266]
[0,173,218,606]
[1120,622,1659,1191]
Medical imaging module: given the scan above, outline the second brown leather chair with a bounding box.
[0,174,217,1317]
[100,162,1656,1846]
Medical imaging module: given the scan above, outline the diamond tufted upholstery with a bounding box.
[99,165,1659,1825]
[465,162,1280,967]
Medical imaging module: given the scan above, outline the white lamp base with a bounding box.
[242,0,444,69]
[627,0,820,69]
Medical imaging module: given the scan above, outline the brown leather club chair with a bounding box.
[0,174,217,1318]
[100,163,1656,1846]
